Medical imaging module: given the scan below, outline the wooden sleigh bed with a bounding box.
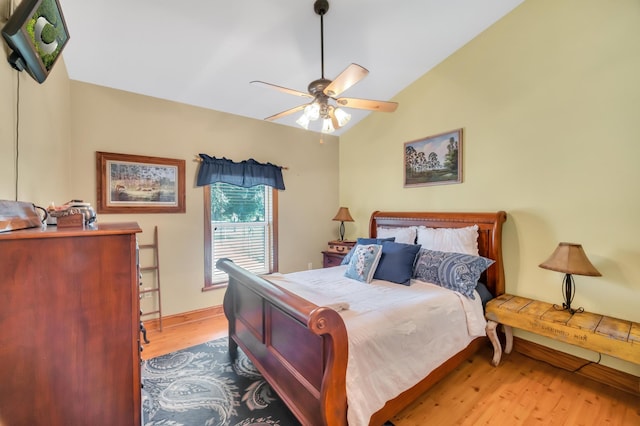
[216,211,507,425]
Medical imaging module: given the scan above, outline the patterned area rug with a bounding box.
[142,338,301,425]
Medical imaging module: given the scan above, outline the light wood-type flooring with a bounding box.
[142,315,640,425]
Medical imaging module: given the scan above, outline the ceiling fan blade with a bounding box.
[264,104,308,121]
[251,81,313,99]
[335,97,398,112]
[323,63,369,97]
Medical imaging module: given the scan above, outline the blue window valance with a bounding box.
[196,154,285,190]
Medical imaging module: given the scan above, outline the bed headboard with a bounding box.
[369,211,507,297]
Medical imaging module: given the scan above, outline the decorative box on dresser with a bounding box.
[0,222,143,426]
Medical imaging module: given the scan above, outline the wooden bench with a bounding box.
[485,294,640,367]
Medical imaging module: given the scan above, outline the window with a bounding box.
[204,182,278,288]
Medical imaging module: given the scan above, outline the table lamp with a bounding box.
[332,207,354,241]
[539,242,601,314]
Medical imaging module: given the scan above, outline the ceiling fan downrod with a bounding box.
[314,0,329,79]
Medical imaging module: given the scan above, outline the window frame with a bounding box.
[203,185,278,290]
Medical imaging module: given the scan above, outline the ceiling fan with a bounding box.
[251,0,398,134]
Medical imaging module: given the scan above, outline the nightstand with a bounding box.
[322,240,355,268]
[485,294,640,367]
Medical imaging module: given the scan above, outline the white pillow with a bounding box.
[416,225,479,256]
[376,226,417,245]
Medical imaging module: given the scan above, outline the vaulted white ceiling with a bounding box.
[58,0,524,135]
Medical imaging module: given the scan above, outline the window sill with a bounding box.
[202,282,227,292]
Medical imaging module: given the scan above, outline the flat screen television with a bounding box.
[2,0,70,84]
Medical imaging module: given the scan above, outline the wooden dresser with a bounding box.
[0,222,142,425]
[322,240,355,267]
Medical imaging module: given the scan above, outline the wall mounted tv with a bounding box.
[2,0,70,84]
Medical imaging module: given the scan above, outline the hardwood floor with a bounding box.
[141,314,227,360]
[142,315,640,425]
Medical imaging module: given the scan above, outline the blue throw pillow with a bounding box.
[476,282,494,310]
[372,241,422,285]
[340,237,395,265]
[413,249,495,299]
[344,244,383,283]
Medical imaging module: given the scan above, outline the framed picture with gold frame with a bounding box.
[96,152,186,213]
[404,128,462,187]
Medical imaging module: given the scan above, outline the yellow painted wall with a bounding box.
[68,82,339,315]
[0,33,72,204]
[341,0,640,375]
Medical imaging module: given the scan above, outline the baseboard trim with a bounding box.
[143,305,224,332]
[513,336,640,396]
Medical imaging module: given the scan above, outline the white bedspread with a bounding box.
[265,266,486,426]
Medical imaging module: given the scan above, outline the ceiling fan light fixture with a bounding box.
[304,102,321,121]
[334,107,351,127]
[253,0,398,133]
[296,113,311,130]
[321,117,335,134]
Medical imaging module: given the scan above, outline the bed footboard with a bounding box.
[216,258,349,426]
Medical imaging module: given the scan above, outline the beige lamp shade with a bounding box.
[539,242,601,277]
[332,207,354,222]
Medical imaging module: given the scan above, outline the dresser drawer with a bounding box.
[322,251,346,268]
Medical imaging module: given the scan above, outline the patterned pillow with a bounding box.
[413,249,495,299]
[344,244,383,283]
[340,237,395,265]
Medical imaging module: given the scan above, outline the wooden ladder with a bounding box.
[139,226,163,331]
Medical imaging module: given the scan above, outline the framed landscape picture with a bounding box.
[96,152,186,213]
[404,128,463,187]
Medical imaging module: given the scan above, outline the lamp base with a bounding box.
[553,273,583,315]
[338,221,345,241]
[553,303,584,315]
